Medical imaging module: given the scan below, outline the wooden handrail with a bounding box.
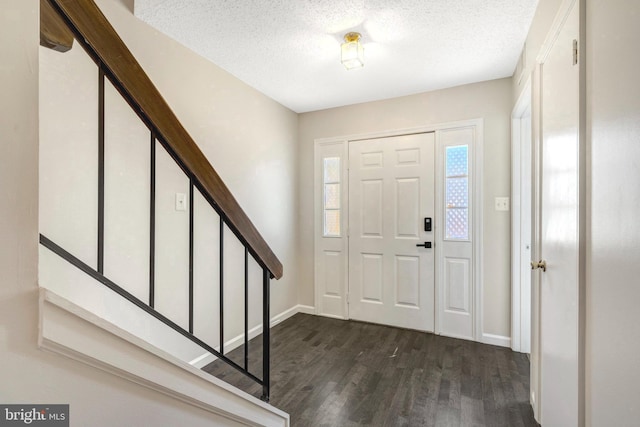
[40,0,74,52]
[41,0,283,279]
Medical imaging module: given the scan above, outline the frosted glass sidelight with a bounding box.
[324,184,340,209]
[323,157,341,237]
[445,145,469,240]
[324,210,341,237]
[446,145,468,177]
[324,157,341,183]
[446,177,468,208]
[446,208,469,240]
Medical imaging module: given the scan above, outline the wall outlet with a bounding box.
[175,193,187,211]
[495,197,510,211]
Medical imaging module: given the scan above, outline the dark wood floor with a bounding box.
[204,314,539,426]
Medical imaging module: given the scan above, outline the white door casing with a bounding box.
[348,133,435,331]
[537,0,584,425]
[511,79,533,354]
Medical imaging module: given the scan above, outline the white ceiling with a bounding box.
[134,0,539,113]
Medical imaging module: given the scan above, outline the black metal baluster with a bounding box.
[244,247,249,371]
[149,133,156,307]
[40,233,264,385]
[262,268,270,402]
[97,67,105,274]
[219,219,224,355]
[189,179,194,334]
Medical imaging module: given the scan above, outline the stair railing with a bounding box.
[40,0,282,402]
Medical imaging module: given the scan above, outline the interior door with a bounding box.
[538,2,581,425]
[348,133,435,331]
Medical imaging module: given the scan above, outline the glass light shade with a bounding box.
[341,33,364,69]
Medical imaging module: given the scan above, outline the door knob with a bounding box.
[416,242,432,248]
[531,260,547,272]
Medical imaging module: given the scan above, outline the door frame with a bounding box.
[511,77,533,354]
[314,119,483,340]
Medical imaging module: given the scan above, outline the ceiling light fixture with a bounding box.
[341,32,364,70]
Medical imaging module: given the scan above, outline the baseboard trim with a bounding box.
[270,304,299,327]
[296,305,315,315]
[190,304,317,368]
[482,333,512,348]
[189,351,215,367]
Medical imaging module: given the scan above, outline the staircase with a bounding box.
[39,0,285,422]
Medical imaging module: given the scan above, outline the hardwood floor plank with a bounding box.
[461,395,486,426]
[203,314,539,426]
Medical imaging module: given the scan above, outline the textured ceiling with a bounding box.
[134,0,538,113]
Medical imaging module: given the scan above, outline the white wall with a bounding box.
[586,0,640,424]
[39,0,299,363]
[298,78,513,338]
[0,0,245,425]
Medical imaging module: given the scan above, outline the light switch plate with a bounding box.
[495,197,510,211]
[175,193,187,211]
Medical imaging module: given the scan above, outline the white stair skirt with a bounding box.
[39,289,289,427]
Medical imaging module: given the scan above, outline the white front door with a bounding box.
[538,2,582,425]
[348,133,435,331]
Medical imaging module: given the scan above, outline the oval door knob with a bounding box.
[530,260,547,272]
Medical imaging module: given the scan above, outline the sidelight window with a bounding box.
[445,145,469,240]
[323,157,341,237]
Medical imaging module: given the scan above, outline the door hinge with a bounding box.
[346,293,350,304]
[572,39,578,65]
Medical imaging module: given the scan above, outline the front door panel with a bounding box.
[349,133,435,331]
